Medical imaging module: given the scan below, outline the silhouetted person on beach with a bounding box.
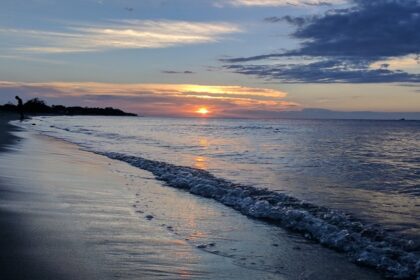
[15,96,24,121]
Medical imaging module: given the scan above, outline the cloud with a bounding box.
[264,15,308,25]
[162,70,195,74]
[0,54,68,65]
[222,0,420,83]
[370,55,420,72]
[217,0,341,7]
[287,0,420,59]
[226,58,420,83]
[0,81,296,117]
[0,20,241,54]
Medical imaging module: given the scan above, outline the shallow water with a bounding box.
[17,116,419,240]
[0,131,383,280]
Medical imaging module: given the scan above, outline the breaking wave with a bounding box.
[101,152,419,279]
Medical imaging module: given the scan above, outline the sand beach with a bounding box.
[0,115,388,279]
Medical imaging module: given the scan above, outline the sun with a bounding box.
[196,107,210,115]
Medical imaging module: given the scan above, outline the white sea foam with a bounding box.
[100,152,419,279]
[13,116,420,279]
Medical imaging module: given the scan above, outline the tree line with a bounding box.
[0,98,137,116]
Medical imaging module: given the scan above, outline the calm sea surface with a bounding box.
[20,116,420,240]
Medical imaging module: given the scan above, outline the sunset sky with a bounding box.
[0,0,419,118]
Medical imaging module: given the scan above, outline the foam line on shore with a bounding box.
[101,152,419,279]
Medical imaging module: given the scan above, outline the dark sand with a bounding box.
[0,115,384,280]
[0,114,106,280]
[0,115,31,279]
[0,113,20,151]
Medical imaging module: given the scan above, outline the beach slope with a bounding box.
[0,117,383,280]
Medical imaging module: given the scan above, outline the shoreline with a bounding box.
[0,116,385,280]
[0,113,20,152]
[0,114,107,280]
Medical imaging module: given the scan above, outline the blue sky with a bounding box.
[0,0,419,117]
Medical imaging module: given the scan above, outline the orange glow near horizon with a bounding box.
[0,81,304,118]
[196,107,210,116]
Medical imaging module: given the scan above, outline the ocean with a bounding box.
[15,116,420,277]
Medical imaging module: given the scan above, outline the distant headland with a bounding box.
[0,98,137,117]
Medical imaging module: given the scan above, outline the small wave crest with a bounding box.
[101,152,419,279]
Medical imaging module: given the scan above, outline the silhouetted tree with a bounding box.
[24,98,52,114]
[1,98,136,116]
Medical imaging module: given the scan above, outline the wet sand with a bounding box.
[0,117,383,279]
[0,114,20,151]
[0,115,106,279]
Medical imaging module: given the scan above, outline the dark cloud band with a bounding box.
[223,0,420,83]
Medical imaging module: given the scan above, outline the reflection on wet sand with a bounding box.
[0,131,384,280]
[27,117,420,242]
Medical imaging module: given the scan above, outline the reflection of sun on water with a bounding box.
[194,156,208,170]
[199,138,208,148]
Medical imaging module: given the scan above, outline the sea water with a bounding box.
[16,116,420,278]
